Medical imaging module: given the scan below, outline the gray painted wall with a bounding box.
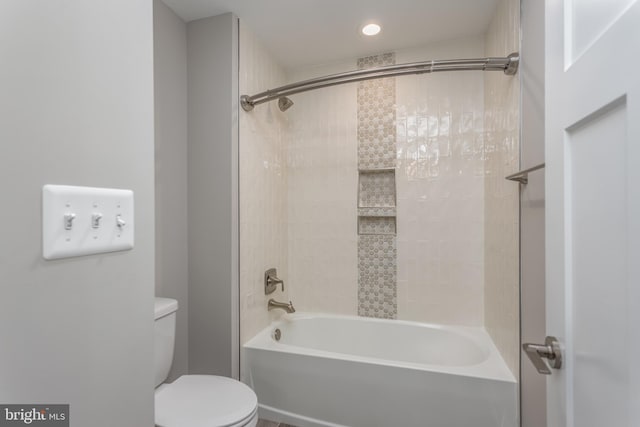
[154,0,189,382]
[187,13,240,377]
[520,0,547,425]
[0,1,155,426]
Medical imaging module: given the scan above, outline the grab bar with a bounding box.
[505,163,545,184]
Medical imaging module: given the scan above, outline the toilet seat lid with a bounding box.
[155,375,258,427]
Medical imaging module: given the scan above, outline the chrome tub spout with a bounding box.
[268,299,296,314]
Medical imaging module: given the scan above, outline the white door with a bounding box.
[545,0,640,426]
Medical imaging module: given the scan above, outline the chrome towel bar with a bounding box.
[505,163,545,184]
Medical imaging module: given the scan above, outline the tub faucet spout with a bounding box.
[268,299,296,313]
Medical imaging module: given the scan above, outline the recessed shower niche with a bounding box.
[357,169,396,208]
[357,170,397,234]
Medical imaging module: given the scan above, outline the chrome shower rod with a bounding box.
[240,52,519,111]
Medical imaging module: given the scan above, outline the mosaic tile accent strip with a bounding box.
[358,216,396,235]
[357,52,395,69]
[358,53,396,170]
[358,170,396,207]
[358,235,397,318]
[358,207,396,217]
[357,53,397,319]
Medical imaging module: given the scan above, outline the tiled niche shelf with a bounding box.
[358,216,396,235]
[358,169,396,208]
[358,169,396,236]
[358,207,396,217]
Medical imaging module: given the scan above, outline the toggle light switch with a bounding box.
[64,213,76,230]
[92,213,103,229]
[116,215,126,229]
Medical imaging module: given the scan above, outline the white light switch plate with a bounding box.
[42,185,134,260]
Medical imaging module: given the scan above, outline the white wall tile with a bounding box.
[239,22,289,350]
[286,61,359,314]
[484,0,521,378]
[396,38,486,326]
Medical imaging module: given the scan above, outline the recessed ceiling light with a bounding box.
[361,23,381,36]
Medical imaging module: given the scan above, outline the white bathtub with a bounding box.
[243,313,517,427]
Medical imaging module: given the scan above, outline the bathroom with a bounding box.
[1,1,637,427]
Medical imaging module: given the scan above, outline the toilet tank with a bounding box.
[154,297,178,388]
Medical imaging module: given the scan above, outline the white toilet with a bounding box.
[154,297,259,427]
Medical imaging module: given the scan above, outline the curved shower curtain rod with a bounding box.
[240,52,519,112]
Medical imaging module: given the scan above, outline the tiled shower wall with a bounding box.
[396,39,486,325]
[239,23,289,354]
[286,61,358,314]
[285,37,487,325]
[484,0,521,377]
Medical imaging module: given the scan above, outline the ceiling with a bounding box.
[162,0,500,69]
